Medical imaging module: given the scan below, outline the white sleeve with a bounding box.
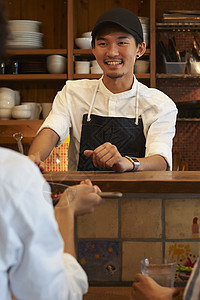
[142,91,177,170]
[0,152,88,300]
[38,84,71,146]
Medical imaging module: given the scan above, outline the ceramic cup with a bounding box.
[14,90,20,105]
[22,102,42,119]
[0,87,15,108]
[41,102,52,119]
[47,55,67,74]
[75,61,90,74]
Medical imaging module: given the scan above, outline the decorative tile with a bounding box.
[77,199,118,238]
[78,240,120,282]
[122,241,162,281]
[45,136,69,171]
[165,242,200,284]
[121,198,162,238]
[165,198,200,239]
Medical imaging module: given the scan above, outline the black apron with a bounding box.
[77,113,146,171]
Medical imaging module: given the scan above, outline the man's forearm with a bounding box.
[28,128,59,161]
[135,155,167,171]
[124,154,167,172]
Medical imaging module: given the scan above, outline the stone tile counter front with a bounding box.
[44,171,200,291]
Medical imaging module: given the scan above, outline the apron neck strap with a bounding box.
[87,77,139,124]
[135,81,139,125]
[87,82,100,122]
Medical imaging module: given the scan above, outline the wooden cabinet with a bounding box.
[1,0,68,101]
[0,0,156,143]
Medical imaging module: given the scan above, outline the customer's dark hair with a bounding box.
[0,0,8,59]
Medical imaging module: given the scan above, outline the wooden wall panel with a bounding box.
[3,0,21,19]
[53,0,68,48]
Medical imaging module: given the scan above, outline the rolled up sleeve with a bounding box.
[142,92,177,170]
[38,85,71,146]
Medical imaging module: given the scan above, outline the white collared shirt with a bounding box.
[39,76,177,170]
[0,148,88,300]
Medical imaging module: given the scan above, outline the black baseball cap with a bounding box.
[92,7,144,44]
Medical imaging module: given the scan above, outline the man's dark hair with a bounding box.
[0,0,8,59]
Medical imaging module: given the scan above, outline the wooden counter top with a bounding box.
[43,171,200,194]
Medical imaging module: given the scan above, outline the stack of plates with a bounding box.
[138,17,150,48]
[7,20,43,49]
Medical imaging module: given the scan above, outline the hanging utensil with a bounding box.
[158,41,171,62]
[172,36,181,62]
[168,38,178,62]
[193,37,200,60]
[13,132,24,154]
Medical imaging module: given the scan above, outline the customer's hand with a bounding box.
[28,153,46,172]
[132,273,179,300]
[57,180,104,216]
[84,142,133,172]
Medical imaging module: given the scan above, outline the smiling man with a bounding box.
[28,8,177,172]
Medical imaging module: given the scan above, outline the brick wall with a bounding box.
[156,0,200,170]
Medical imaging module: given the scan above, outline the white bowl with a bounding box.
[75,61,90,74]
[47,55,66,63]
[75,37,92,49]
[47,62,66,74]
[81,31,92,37]
[47,55,67,74]
[13,104,31,111]
[11,105,32,119]
[135,60,150,73]
[0,108,12,119]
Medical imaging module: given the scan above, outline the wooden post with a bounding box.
[150,0,156,88]
[67,0,74,80]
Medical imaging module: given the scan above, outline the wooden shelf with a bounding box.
[7,49,67,56]
[0,120,43,143]
[0,74,67,81]
[156,22,200,31]
[136,73,151,79]
[73,73,102,79]
[157,74,200,79]
[177,118,200,122]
